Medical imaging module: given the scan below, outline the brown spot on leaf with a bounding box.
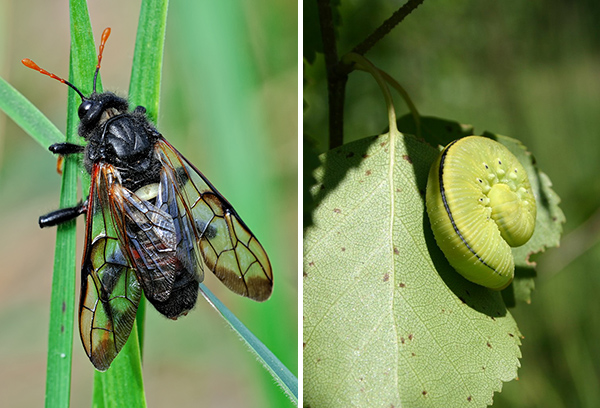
[303,342,306,349]
[422,390,428,396]
[394,246,399,255]
[365,170,372,176]
[362,153,370,159]
[487,342,492,348]
[400,337,405,344]
[333,208,342,214]
[383,273,389,282]
[467,396,472,402]
[402,154,413,164]
[508,333,514,337]
[341,247,346,252]
[399,282,406,288]
[408,334,414,341]
[309,261,314,267]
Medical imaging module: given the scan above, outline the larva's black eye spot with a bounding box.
[498,160,502,165]
[484,164,489,169]
[477,178,483,183]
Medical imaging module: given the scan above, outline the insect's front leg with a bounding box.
[48,142,85,155]
[39,200,87,228]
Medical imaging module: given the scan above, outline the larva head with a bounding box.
[426,136,536,290]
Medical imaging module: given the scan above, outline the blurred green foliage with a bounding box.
[0,1,297,407]
[305,1,600,406]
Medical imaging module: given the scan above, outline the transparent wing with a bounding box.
[155,138,273,301]
[79,164,142,372]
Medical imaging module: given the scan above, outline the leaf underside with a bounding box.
[304,131,523,408]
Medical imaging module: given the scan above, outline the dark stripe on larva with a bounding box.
[438,140,498,275]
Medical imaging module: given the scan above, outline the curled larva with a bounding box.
[426,136,536,290]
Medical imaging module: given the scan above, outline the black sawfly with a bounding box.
[24,28,273,371]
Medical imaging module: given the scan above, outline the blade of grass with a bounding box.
[129,0,169,123]
[44,148,77,408]
[199,284,299,405]
[44,0,101,405]
[0,76,65,149]
[92,321,147,407]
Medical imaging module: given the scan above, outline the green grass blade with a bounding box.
[43,0,101,405]
[198,284,299,405]
[44,153,78,408]
[0,76,64,149]
[129,0,169,123]
[92,321,147,408]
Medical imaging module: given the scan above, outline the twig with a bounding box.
[317,0,346,149]
[317,0,426,149]
[352,0,426,56]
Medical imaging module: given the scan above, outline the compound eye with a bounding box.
[78,100,93,120]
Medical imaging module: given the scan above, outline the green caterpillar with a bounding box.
[426,136,536,290]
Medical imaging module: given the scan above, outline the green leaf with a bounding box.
[43,151,78,408]
[129,0,169,123]
[43,1,100,406]
[0,77,64,149]
[304,131,522,407]
[92,321,147,408]
[199,284,298,405]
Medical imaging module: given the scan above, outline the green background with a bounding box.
[305,1,600,406]
[0,0,297,407]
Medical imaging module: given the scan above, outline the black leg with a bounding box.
[39,201,87,228]
[49,142,85,155]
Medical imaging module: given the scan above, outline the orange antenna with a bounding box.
[93,27,111,93]
[21,58,86,100]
